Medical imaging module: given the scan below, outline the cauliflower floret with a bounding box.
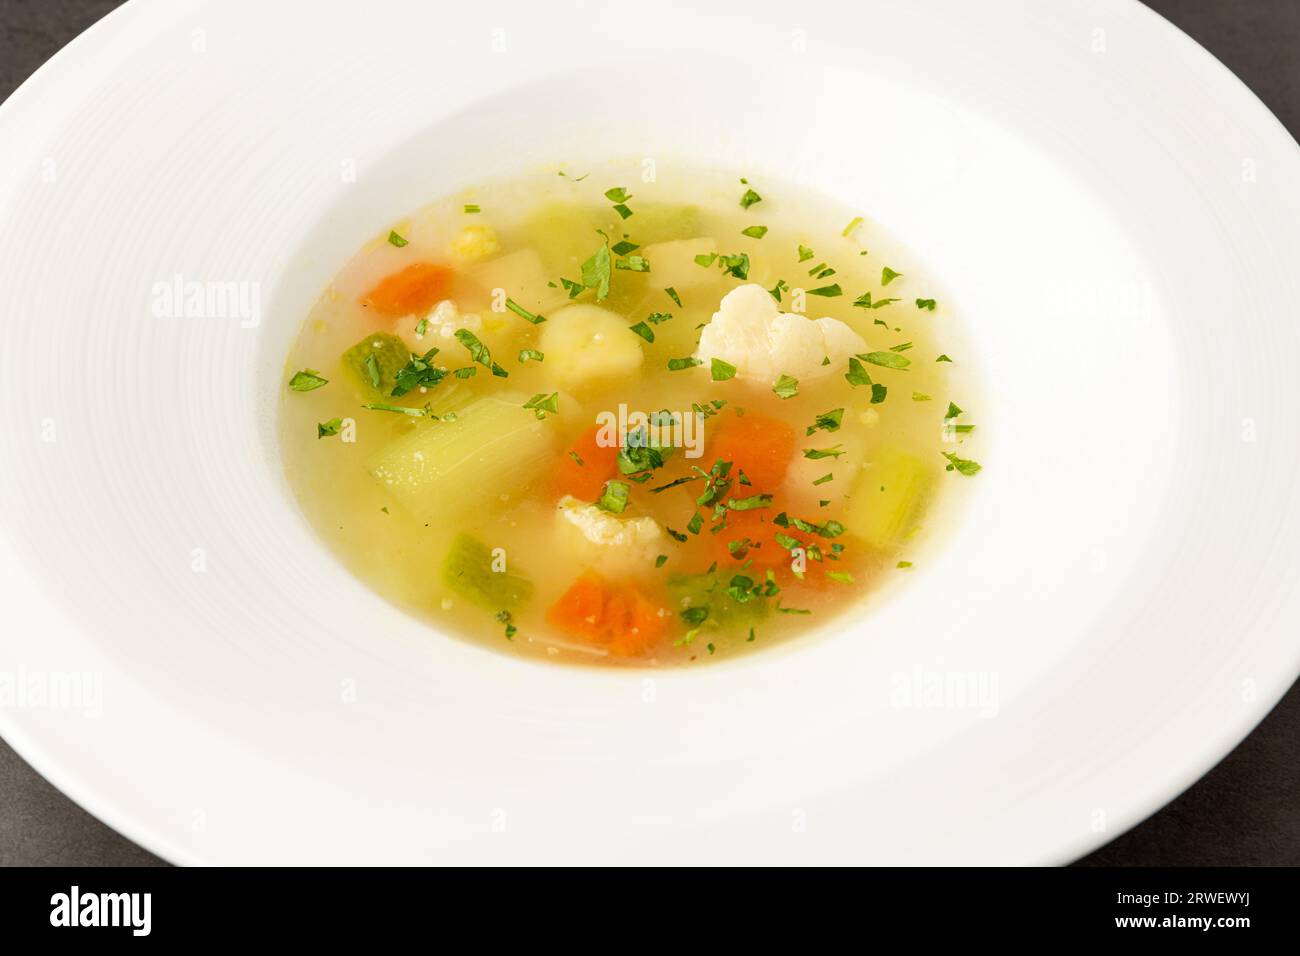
[555,495,663,570]
[451,224,500,261]
[416,299,482,342]
[695,284,867,382]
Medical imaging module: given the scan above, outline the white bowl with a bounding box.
[1,0,1298,864]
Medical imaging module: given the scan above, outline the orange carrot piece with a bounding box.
[712,506,790,572]
[361,263,455,318]
[706,411,796,492]
[547,571,667,657]
[553,425,621,501]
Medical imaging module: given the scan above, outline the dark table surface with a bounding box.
[1,0,1298,867]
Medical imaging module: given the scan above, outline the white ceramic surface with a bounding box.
[0,0,1297,864]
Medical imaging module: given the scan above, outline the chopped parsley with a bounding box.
[739,187,763,209]
[387,230,409,247]
[317,418,343,439]
[807,283,842,297]
[741,225,768,239]
[916,298,936,311]
[596,480,631,513]
[803,446,844,460]
[772,374,799,399]
[861,351,911,370]
[881,266,902,286]
[665,287,682,307]
[853,291,899,310]
[711,358,738,381]
[391,347,447,396]
[505,298,547,324]
[522,392,559,419]
[289,369,328,392]
[361,401,435,418]
[517,348,544,363]
[615,255,651,273]
[806,408,844,436]
[668,356,703,371]
[718,252,751,280]
[942,452,982,476]
[581,240,612,301]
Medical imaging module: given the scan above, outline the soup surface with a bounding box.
[280,163,982,666]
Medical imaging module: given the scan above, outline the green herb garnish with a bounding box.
[861,351,911,370]
[942,452,982,476]
[596,480,631,513]
[711,358,738,381]
[772,374,799,399]
[505,298,547,324]
[289,369,329,392]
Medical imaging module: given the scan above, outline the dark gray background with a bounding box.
[1,0,1297,867]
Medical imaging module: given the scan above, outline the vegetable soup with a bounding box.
[279,164,981,666]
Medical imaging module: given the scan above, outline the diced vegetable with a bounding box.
[845,448,933,549]
[546,571,668,657]
[555,495,663,572]
[362,263,455,318]
[667,569,769,628]
[440,532,533,611]
[695,284,866,382]
[539,304,644,391]
[706,411,796,492]
[711,506,791,572]
[553,425,621,499]
[639,237,718,290]
[621,202,703,244]
[367,394,554,520]
[466,248,571,317]
[341,332,414,397]
[451,224,500,261]
[519,202,611,274]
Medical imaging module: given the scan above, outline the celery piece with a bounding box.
[518,202,611,274]
[440,532,533,611]
[366,394,553,521]
[666,570,769,629]
[342,332,410,397]
[624,203,703,245]
[846,448,934,549]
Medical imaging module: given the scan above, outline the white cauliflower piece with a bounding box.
[695,283,867,382]
[416,299,482,342]
[555,495,663,570]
